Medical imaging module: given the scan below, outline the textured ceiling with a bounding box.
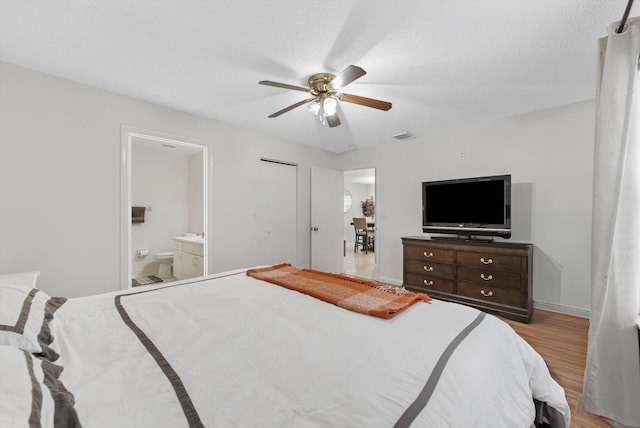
[0,0,632,153]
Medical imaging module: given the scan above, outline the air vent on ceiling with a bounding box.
[392,131,415,141]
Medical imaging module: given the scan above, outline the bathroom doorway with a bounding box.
[343,168,376,280]
[121,128,209,290]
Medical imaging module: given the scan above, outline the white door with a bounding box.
[260,160,297,265]
[311,166,343,273]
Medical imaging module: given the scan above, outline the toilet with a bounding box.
[154,252,173,279]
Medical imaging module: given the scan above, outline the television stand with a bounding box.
[430,235,495,243]
[402,236,533,323]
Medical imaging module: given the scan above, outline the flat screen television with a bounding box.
[422,174,511,239]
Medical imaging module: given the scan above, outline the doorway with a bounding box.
[120,128,208,290]
[343,168,376,280]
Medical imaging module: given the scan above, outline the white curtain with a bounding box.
[582,17,640,428]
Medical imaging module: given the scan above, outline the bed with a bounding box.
[0,266,570,427]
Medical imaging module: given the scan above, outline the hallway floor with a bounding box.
[343,241,377,280]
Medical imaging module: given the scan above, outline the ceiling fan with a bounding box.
[259,65,392,128]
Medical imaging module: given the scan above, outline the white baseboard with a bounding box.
[533,300,590,319]
[377,276,402,286]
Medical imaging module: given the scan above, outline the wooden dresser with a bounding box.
[402,237,533,323]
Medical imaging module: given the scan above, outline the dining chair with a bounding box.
[353,217,374,254]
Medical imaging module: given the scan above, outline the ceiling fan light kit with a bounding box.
[259,65,392,128]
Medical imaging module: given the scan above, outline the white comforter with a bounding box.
[50,269,570,427]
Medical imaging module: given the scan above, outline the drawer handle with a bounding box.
[423,266,434,272]
[423,279,434,286]
[480,274,493,281]
[480,257,493,265]
[423,252,434,258]
[480,289,494,297]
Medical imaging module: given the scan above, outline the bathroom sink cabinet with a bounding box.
[173,239,204,280]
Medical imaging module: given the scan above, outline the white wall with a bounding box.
[0,61,596,312]
[338,101,595,313]
[0,61,337,297]
[131,143,190,278]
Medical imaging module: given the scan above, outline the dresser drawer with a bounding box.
[405,260,455,279]
[402,237,533,323]
[457,266,522,289]
[405,273,455,294]
[404,245,455,264]
[457,282,523,307]
[457,251,522,272]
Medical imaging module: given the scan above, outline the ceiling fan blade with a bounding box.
[259,80,311,93]
[340,93,392,111]
[268,98,316,118]
[326,113,341,128]
[329,65,366,90]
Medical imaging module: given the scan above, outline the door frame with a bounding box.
[343,166,377,279]
[120,125,210,290]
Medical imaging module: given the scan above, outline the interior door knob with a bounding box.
[311,227,319,231]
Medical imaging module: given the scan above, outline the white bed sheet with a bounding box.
[50,269,570,427]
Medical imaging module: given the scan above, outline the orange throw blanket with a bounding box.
[246,264,431,319]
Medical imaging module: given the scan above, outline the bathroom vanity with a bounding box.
[173,236,204,280]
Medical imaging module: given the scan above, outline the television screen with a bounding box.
[422,175,511,238]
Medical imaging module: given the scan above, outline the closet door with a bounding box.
[259,160,297,266]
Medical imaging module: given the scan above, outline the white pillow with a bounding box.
[0,271,41,288]
[0,345,80,428]
[0,280,66,360]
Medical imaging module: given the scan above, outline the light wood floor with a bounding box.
[501,310,610,428]
[343,241,377,280]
